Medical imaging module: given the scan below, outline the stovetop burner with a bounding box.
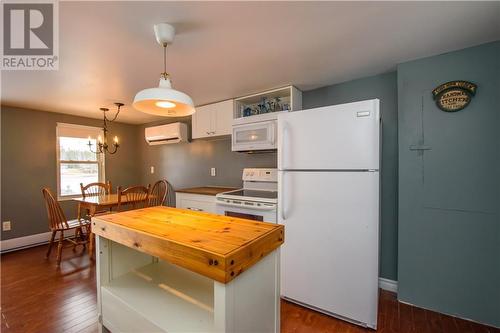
[222,189,278,200]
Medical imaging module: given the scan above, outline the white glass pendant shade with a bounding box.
[133,77,195,117]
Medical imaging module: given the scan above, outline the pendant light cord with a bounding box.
[162,43,168,79]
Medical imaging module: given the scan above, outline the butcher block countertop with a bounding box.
[92,206,284,283]
[175,186,237,196]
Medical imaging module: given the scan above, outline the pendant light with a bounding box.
[133,23,195,117]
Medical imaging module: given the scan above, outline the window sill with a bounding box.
[57,195,82,202]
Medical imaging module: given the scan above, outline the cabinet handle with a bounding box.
[187,207,203,211]
[206,131,210,135]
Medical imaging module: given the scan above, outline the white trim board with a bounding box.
[1,231,52,253]
[379,277,398,293]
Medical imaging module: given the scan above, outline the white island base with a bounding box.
[96,236,281,333]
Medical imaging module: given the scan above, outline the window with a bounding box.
[56,123,105,199]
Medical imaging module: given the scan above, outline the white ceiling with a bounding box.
[2,1,499,124]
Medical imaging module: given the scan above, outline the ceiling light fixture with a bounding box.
[133,23,195,117]
[156,101,176,109]
[88,102,123,155]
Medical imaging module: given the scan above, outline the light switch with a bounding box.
[210,167,216,177]
[150,166,155,174]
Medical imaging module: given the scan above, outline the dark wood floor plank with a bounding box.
[428,306,446,333]
[2,245,498,333]
[399,301,415,332]
[74,321,99,333]
[441,313,459,333]
[470,320,496,333]
[455,316,475,333]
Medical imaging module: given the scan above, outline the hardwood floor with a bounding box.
[1,245,498,333]
[2,245,97,333]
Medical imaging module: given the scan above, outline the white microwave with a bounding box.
[232,120,277,152]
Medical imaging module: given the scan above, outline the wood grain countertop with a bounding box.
[92,206,284,283]
[175,186,238,196]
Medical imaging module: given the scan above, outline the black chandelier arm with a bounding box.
[88,141,103,155]
[104,106,121,123]
[106,143,120,155]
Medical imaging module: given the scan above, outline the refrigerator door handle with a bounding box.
[280,122,288,170]
[281,171,287,220]
[270,122,276,144]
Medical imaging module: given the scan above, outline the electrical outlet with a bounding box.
[3,221,11,231]
[150,166,155,174]
[210,167,216,177]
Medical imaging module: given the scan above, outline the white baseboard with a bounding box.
[1,231,52,253]
[379,277,398,293]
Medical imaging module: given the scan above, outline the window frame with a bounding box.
[56,123,105,200]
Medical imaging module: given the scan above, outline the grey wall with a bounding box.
[303,71,399,281]
[1,106,141,240]
[397,41,499,327]
[137,118,277,189]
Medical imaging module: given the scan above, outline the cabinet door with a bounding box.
[178,199,216,213]
[213,100,234,136]
[176,193,217,213]
[192,104,213,139]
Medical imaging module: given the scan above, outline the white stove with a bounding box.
[216,168,278,223]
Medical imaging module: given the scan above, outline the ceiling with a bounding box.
[2,1,499,124]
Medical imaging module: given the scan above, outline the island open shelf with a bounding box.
[93,206,284,333]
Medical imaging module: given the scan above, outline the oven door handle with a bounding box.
[216,201,276,211]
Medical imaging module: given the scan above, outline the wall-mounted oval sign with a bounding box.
[432,81,477,112]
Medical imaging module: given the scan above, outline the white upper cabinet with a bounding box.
[192,100,234,139]
[192,103,213,139]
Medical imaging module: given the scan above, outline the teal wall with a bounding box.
[397,41,500,327]
[303,71,399,281]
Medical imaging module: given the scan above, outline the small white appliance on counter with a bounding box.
[216,168,278,223]
[278,99,380,329]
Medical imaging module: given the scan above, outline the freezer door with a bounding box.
[279,170,379,328]
[278,99,380,170]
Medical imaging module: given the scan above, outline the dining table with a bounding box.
[73,193,149,258]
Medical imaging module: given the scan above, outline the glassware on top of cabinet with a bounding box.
[234,86,302,120]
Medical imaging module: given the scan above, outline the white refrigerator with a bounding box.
[278,99,380,329]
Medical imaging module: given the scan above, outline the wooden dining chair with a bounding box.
[79,181,112,219]
[148,180,168,207]
[117,185,151,211]
[80,181,112,198]
[41,188,90,265]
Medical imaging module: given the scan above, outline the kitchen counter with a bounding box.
[93,206,283,332]
[175,186,237,196]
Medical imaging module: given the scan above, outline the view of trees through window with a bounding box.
[59,137,102,196]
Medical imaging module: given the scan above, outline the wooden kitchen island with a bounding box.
[92,206,284,333]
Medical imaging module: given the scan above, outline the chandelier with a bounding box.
[88,102,123,155]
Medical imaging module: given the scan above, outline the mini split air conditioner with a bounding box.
[144,123,188,145]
